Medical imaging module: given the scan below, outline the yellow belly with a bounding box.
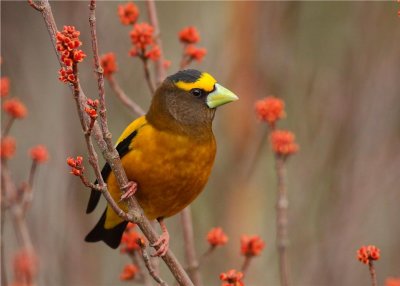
[105,123,216,229]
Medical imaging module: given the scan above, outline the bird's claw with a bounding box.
[120,181,137,202]
[151,231,170,257]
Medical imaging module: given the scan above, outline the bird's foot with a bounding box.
[151,219,170,257]
[120,181,137,201]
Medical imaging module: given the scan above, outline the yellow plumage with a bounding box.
[104,116,216,229]
[85,70,237,250]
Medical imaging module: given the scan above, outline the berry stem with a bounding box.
[181,207,202,286]
[142,57,155,95]
[275,155,290,286]
[145,0,166,86]
[240,256,252,275]
[368,261,377,286]
[138,239,168,286]
[107,75,145,116]
[2,117,15,137]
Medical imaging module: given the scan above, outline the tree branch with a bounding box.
[368,261,377,286]
[107,75,145,117]
[131,252,153,286]
[181,207,202,286]
[141,57,155,95]
[139,239,168,286]
[27,0,44,11]
[2,117,15,137]
[146,0,166,86]
[28,1,194,284]
[275,156,290,286]
[240,256,252,276]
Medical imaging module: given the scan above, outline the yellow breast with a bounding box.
[104,118,216,228]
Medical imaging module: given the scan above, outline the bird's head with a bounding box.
[147,69,238,135]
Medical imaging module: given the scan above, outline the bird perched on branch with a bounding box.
[85,69,238,256]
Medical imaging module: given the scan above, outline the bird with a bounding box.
[85,69,238,256]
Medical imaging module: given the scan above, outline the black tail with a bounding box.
[85,209,128,249]
[86,163,112,214]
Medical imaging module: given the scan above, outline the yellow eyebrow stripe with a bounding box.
[175,72,217,92]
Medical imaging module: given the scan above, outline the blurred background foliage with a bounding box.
[2,1,400,285]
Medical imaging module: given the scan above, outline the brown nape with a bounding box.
[146,80,216,140]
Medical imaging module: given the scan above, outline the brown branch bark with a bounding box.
[142,57,155,95]
[107,75,145,116]
[179,45,190,71]
[368,261,377,286]
[21,160,37,216]
[275,156,290,286]
[240,256,252,276]
[2,117,15,137]
[131,252,153,286]
[181,207,202,286]
[27,0,44,11]
[146,0,166,86]
[1,161,8,286]
[1,162,35,283]
[139,240,168,286]
[28,1,194,285]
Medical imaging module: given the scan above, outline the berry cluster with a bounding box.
[220,269,244,286]
[3,98,27,119]
[120,223,145,254]
[129,23,161,62]
[1,77,10,97]
[119,223,146,281]
[255,96,299,158]
[66,156,84,176]
[207,227,228,247]
[270,130,299,157]
[118,2,139,26]
[0,137,16,159]
[179,26,207,65]
[240,235,265,257]
[357,245,380,264]
[85,98,99,120]
[100,53,118,78]
[29,145,49,163]
[255,96,285,126]
[56,26,86,83]
[120,264,139,281]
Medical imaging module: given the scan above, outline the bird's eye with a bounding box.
[190,88,203,97]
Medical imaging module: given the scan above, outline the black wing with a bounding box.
[84,209,129,248]
[85,130,138,213]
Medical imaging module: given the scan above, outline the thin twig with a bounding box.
[146,0,166,86]
[197,246,215,268]
[131,252,153,286]
[21,160,38,216]
[181,207,202,286]
[1,163,34,253]
[1,161,8,286]
[275,155,290,286]
[2,117,15,137]
[27,0,44,11]
[139,239,168,286]
[107,75,145,116]
[179,44,190,71]
[368,261,377,286]
[142,57,155,95]
[28,160,37,188]
[240,256,252,276]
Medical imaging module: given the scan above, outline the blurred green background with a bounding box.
[2,1,400,285]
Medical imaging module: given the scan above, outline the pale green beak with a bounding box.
[206,83,239,109]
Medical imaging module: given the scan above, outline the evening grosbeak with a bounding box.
[85,69,238,256]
